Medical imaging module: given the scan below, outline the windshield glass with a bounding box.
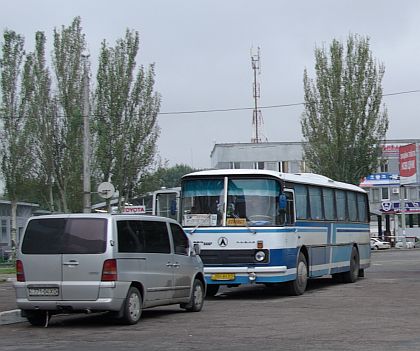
[181,178,224,227]
[227,178,281,227]
[181,176,284,227]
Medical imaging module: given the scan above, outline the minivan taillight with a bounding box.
[101,259,117,281]
[16,260,25,282]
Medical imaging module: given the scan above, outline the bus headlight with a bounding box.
[255,250,266,262]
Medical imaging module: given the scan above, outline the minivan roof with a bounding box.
[29,213,179,224]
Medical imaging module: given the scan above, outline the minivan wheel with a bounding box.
[120,287,142,325]
[181,279,204,312]
[25,310,50,327]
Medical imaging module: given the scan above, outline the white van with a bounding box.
[14,214,205,326]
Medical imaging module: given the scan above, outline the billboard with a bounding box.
[399,143,417,185]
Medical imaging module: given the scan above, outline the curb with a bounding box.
[0,309,26,325]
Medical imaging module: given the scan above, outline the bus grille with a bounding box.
[199,249,268,264]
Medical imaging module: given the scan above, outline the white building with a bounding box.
[0,200,39,260]
[210,139,420,241]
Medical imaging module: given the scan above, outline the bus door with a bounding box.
[155,190,180,221]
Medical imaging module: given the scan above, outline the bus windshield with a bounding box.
[181,177,283,227]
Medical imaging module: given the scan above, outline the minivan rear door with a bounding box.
[21,218,66,300]
[61,218,108,301]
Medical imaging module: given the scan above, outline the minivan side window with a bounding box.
[117,221,144,253]
[117,220,171,254]
[170,223,189,255]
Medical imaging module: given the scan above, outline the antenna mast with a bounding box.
[251,47,264,143]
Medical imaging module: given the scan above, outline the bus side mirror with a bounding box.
[279,194,287,211]
[193,243,201,256]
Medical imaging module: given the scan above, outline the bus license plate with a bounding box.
[28,287,59,296]
[211,273,235,281]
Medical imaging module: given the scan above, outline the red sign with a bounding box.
[399,143,417,185]
[122,206,146,214]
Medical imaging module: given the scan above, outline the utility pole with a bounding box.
[82,54,91,213]
[251,47,264,143]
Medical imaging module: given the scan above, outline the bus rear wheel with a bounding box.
[285,252,308,296]
[342,246,360,283]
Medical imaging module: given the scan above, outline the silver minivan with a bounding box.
[14,214,205,326]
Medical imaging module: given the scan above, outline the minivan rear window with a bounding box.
[22,218,107,254]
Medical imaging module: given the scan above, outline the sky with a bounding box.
[1,0,420,169]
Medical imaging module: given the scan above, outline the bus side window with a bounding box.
[285,191,295,225]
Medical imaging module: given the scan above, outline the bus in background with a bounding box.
[92,187,180,221]
[132,187,181,220]
[180,169,370,296]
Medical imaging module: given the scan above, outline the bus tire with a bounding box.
[206,285,220,297]
[286,252,308,296]
[342,246,360,284]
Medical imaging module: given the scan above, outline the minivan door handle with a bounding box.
[63,260,79,266]
[172,263,180,268]
[166,262,173,267]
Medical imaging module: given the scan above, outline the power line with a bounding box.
[158,89,420,116]
[1,89,419,119]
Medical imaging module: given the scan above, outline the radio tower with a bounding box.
[251,47,264,143]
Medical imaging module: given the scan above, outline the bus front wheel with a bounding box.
[206,285,220,297]
[285,252,308,296]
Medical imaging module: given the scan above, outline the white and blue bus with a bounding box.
[180,169,370,296]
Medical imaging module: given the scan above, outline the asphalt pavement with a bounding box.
[0,248,416,326]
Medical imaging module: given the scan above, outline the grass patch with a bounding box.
[0,266,15,274]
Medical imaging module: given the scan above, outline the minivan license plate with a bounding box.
[28,287,59,296]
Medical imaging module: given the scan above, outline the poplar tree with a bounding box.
[0,30,34,249]
[23,31,57,211]
[301,34,388,184]
[52,17,87,212]
[93,29,161,209]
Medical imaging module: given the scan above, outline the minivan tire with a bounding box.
[120,287,142,325]
[25,310,50,327]
[181,279,204,312]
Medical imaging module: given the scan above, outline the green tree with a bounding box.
[301,34,388,184]
[136,164,196,195]
[0,30,34,249]
[93,29,161,209]
[52,17,87,212]
[21,31,57,211]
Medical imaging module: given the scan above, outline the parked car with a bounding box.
[395,239,415,249]
[14,214,205,326]
[370,237,391,250]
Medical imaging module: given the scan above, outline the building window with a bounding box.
[381,187,390,200]
[299,161,307,173]
[380,160,389,173]
[254,162,264,170]
[404,187,409,200]
[230,162,240,169]
[1,220,7,243]
[279,161,289,173]
[371,188,380,202]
